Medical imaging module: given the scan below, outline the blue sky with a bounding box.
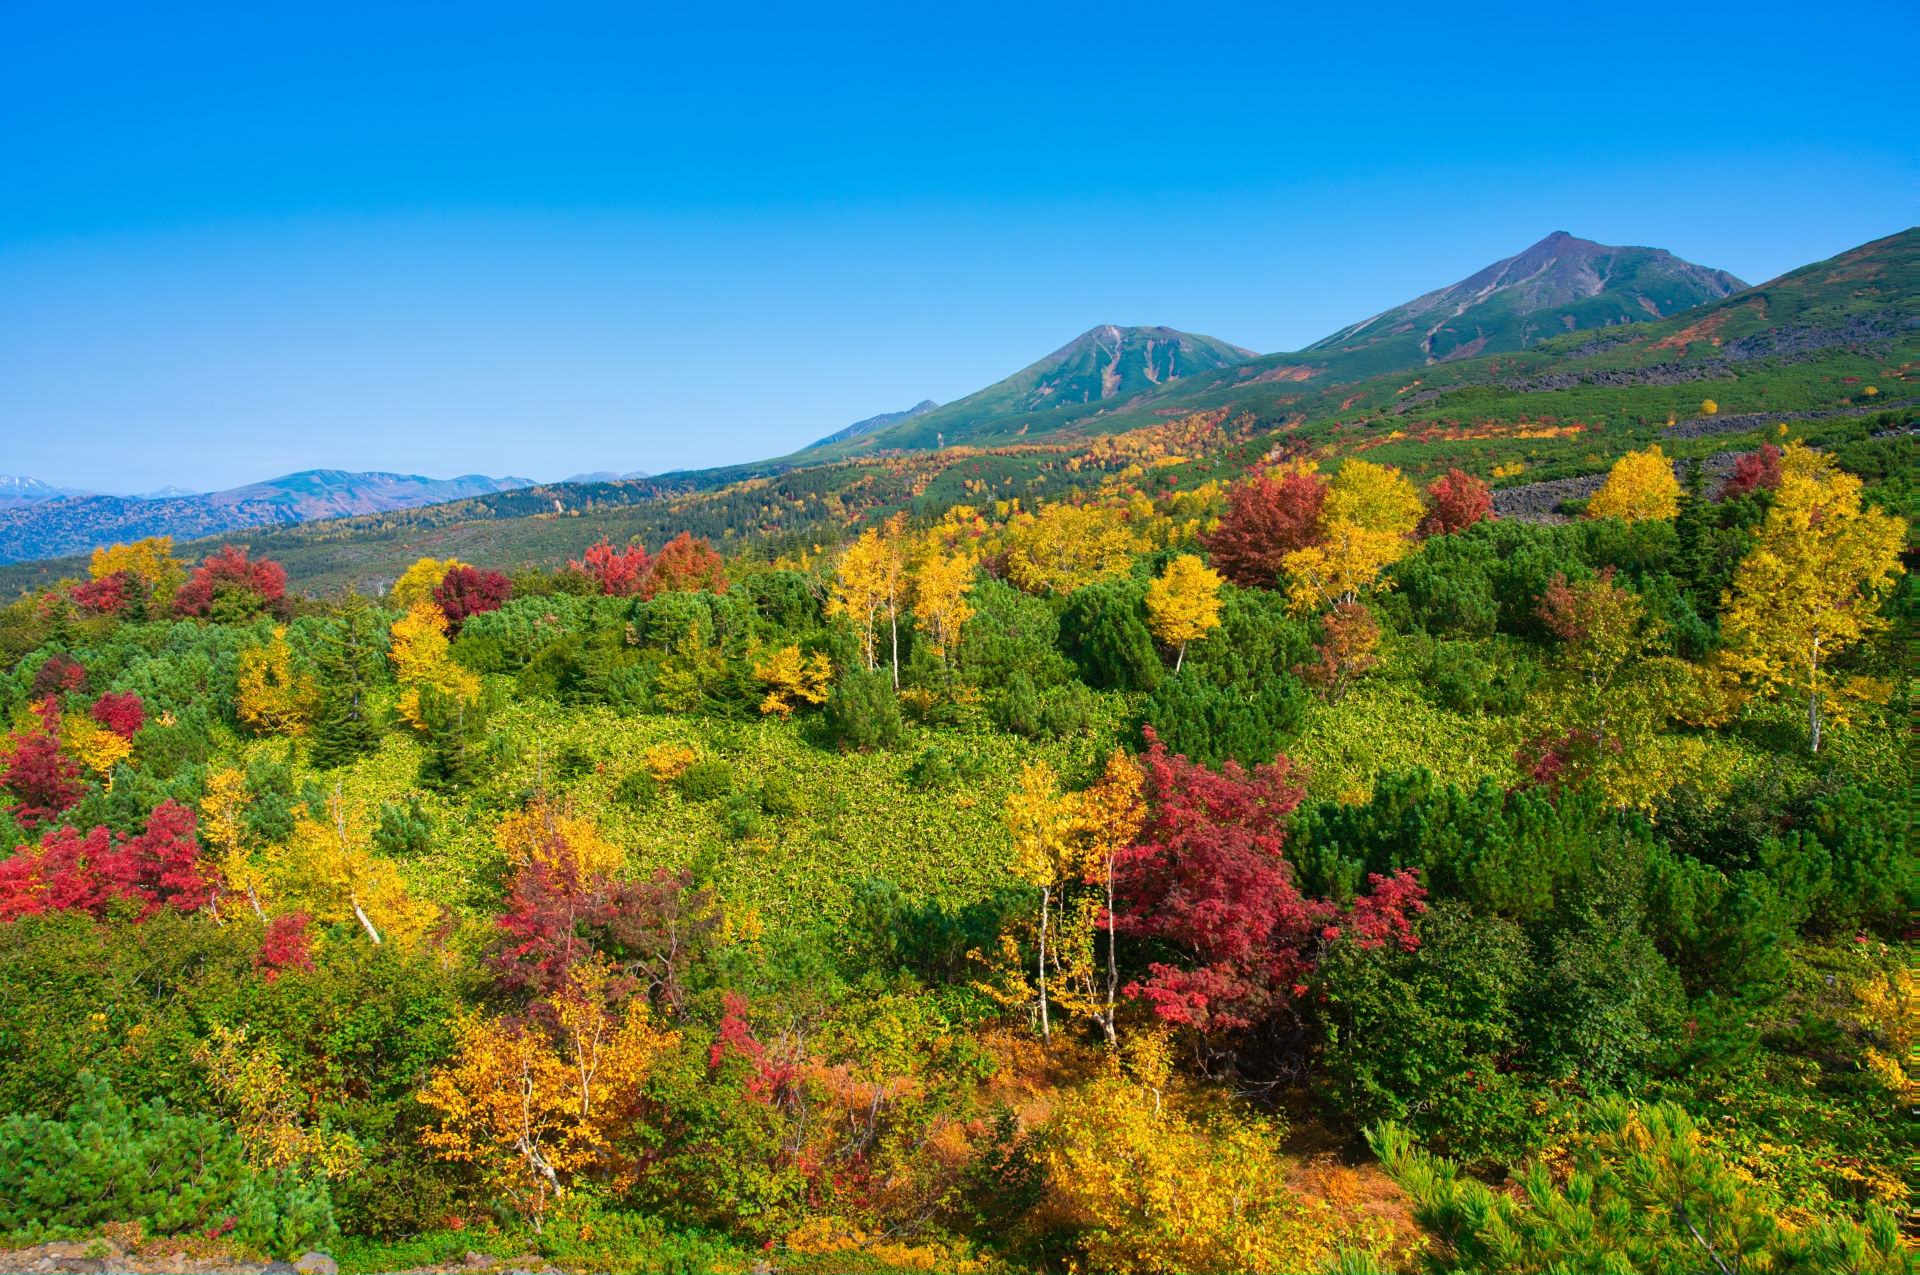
[1,1,1912,494]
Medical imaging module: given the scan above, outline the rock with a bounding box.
[261,1264,298,1274]
[293,1257,337,1275]
[463,1254,499,1272]
[51,1261,105,1274]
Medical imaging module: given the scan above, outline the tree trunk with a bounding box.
[1101,854,1118,1047]
[1037,884,1051,1044]
[890,600,900,690]
[1175,640,1186,674]
[1809,690,1822,754]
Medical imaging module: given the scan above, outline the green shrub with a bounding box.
[956,580,1073,691]
[1040,679,1095,739]
[758,775,802,818]
[1141,669,1305,770]
[677,760,735,802]
[372,795,436,858]
[1058,581,1162,691]
[615,769,661,808]
[825,670,902,750]
[906,746,987,791]
[0,1073,336,1258]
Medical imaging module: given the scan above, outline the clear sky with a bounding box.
[1,0,1912,494]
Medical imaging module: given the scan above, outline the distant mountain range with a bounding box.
[562,470,653,483]
[0,470,535,564]
[796,233,1746,457]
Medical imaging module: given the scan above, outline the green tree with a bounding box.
[308,598,388,770]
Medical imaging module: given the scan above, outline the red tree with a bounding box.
[645,532,728,598]
[70,570,146,616]
[172,545,287,617]
[90,691,145,739]
[432,565,512,631]
[1201,471,1329,588]
[568,538,653,597]
[5,698,84,829]
[1420,468,1495,537]
[1112,730,1424,1033]
[30,656,88,700]
[0,799,212,920]
[1721,443,1782,501]
[256,911,316,981]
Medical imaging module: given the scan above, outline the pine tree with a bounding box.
[309,598,387,770]
[418,682,489,795]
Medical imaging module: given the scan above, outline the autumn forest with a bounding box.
[0,234,1912,1275]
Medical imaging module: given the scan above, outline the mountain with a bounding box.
[0,469,536,564]
[1296,232,1749,380]
[134,485,201,499]
[810,400,938,448]
[0,476,97,510]
[798,236,1745,459]
[562,470,653,483]
[797,326,1257,457]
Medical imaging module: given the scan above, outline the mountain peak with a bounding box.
[1301,233,1747,368]
[810,399,940,448]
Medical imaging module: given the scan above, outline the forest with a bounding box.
[0,415,1910,1273]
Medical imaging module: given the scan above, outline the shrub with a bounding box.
[0,1072,336,1258]
[1059,581,1162,691]
[676,760,735,802]
[955,580,1073,691]
[825,670,902,750]
[615,769,661,808]
[758,775,802,818]
[372,795,436,858]
[906,746,987,791]
[1140,670,1306,771]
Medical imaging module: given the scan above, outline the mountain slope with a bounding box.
[0,470,536,563]
[0,477,98,510]
[798,326,1256,457]
[811,400,939,448]
[1297,232,1747,378]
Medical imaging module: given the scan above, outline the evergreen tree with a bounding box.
[309,598,387,770]
[417,682,489,795]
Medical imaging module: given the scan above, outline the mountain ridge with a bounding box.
[0,469,536,564]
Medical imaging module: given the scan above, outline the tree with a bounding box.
[3,698,84,829]
[70,570,151,618]
[89,536,185,605]
[276,785,436,946]
[432,565,512,631]
[171,545,287,620]
[417,681,490,795]
[1039,1042,1335,1275]
[1113,731,1423,1038]
[1144,554,1224,672]
[1060,750,1146,1046]
[392,556,464,608]
[389,600,481,730]
[645,532,728,597]
[1202,468,1329,589]
[751,644,832,717]
[1718,443,1906,752]
[567,539,651,597]
[909,540,975,665]
[1587,445,1680,523]
[235,626,322,737]
[1420,468,1494,537]
[1279,460,1424,614]
[0,800,211,921]
[89,691,144,738]
[1720,442,1782,500]
[1006,503,1137,596]
[828,515,908,682]
[308,598,387,770]
[1002,761,1078,1042]
[1293,601,1379,705]
[418,960,677,1232]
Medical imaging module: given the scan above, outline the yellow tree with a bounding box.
[909,538,976,665]
[1587,445,1680,522]
[1002,761,1078,1043]
[1039,1042,1334,1273]
[194,1024,363,1179]
[1006,503,1137,596]
[827,514,908,684]
[1280,460,1423,614]
[1144,554,1223,672]
[390,600,481,729]
[1718,443,1905,752]
[199,766,265,921]
[90,536,186,603]
[1060,750,1145,1046]
[751,643,833,717]
[495,797,626,879]
[392,556,464,608]
[279,785,437,947]
[236,626,322,736]
[418,960,677,1232]
[61,714,133,778]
